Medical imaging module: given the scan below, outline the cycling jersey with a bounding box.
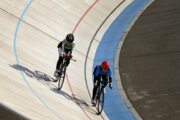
[94,65,112,82]
[57,39,75,56]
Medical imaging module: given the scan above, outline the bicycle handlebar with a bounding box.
[61,56,76,62]
[70,58,76,62]
[99,80,110,84]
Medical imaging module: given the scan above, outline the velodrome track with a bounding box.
[2,0,178,120]
[0,0,134,119]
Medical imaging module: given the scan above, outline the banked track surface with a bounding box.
[0,0,133,119]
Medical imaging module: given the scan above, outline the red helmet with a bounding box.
[101,61,109,70]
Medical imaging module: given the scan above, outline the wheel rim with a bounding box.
[57,65,66,90]
[97,90,104,114]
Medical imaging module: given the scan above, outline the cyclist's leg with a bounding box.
[92,76,100,100]
[57,46,63,69]
[100,75,108,92]
[66,58,70,67]
[56,57,63,69]
[54,57,63,77]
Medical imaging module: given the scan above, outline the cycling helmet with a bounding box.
[66,33,74,43]
[101,61,109,70]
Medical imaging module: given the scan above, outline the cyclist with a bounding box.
[54,33,75,81]
[92,61,113,105]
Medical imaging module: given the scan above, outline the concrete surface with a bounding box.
[112,0,154,120]
[0,0,133,119]
[119,0,180,120]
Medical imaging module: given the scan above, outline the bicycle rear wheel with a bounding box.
[97,89,104,115]
[57,64,66,90]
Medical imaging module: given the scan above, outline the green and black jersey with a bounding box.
[57,39,75,56]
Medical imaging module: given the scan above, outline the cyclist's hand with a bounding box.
[65,54,69,58]
[69,55,73,59]
[109,83,113,89]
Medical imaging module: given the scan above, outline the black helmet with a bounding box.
[66,33,74,43]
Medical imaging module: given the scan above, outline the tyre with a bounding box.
[97,89,104,115]
[57,64,66,90]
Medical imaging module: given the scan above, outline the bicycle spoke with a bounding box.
[97,89,104,115]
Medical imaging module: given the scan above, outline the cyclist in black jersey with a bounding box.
[54,33,75,80]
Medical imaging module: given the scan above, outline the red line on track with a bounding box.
[72,0,99,34]
[66,0,99,120]
[66,75,91,120]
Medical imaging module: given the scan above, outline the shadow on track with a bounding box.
[10,64,99,115]
[50,88,97,115]
[9,64,56,88]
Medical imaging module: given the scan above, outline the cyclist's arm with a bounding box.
[58,48,63,56]
[58,42,62,56]
[94,66,100,77]
[109,68,112,83]
[58,41,65,56]
[109,77,112,83]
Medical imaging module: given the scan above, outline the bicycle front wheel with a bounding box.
[57,65,66,90]
[97,89,104,115]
